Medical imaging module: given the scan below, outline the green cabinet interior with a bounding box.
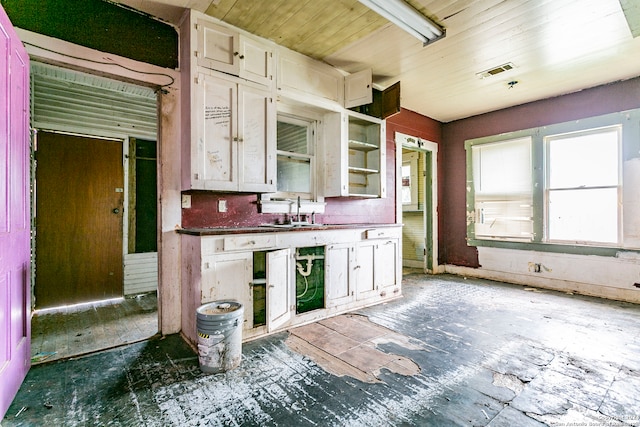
[252,246,325,326]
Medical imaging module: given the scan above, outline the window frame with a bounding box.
[465,109,640,257]
[543,125,622,246]
[275,113,317,200]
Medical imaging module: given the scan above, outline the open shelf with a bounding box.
[349,166,379,174]
[348,140,379,151]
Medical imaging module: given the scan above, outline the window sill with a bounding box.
[468,238,639,257]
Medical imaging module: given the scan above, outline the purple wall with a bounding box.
[440,76,640,267]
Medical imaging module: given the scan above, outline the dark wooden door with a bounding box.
[35,132,124,308]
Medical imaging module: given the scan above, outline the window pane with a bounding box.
[548,188,618,243]
[473,137,531,195]
[548,129,619,188]
[277,121,308,154]
[277,155,311,193]
[471,137,533,241]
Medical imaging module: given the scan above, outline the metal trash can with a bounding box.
[196,300,244,373]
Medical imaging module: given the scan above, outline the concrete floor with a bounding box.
[4,274,640,426]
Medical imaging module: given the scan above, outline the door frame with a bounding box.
[396,132,441,273]
[18,28,181,334]
[33,130,129,307]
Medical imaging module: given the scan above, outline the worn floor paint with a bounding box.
[30,292,158,364]
[287,314,421,383]
[4,274,640,426]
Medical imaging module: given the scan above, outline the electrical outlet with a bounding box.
[181,194,191,209]
[218,200,227,213]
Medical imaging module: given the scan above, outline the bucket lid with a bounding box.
[197,300,243,319]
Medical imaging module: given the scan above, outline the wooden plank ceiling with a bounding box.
[114,0,640,122]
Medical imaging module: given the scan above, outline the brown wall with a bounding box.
[182,108,442,228]
[440,76,640,267]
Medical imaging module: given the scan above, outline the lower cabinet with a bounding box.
[182,227,401,345]
[324,238,401,306]
[201,252,254,331]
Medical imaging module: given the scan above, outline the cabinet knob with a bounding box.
[239,55,245,59]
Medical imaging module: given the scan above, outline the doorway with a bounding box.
[397,132,438,273]
[35,132,124,308]
[30,63,159,362]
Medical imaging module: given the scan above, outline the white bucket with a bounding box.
[196,300,243,373]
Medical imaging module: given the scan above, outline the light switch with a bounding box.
[218,200,227,213]
[181,194,191,209]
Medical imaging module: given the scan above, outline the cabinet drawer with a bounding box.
[224,234,275,251]
[364,228,398,239]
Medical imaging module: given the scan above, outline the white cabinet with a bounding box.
[354,241,377,300]
[277,48,372,109]
[324,110,386,198]
[201,252,254,331]
[344,69,373,108]
[182,227,401,346]
[325,236,399,306]
[325,243,354,307]
[190,73,276,192]
[196,18,273,86]
[373,238,401,297]
[277,48,343,104]
[266,248,292,331]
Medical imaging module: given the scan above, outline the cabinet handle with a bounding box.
[233,137,238,142]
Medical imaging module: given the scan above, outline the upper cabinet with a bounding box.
[181,10,382,195]
[190,73,275,192]
[344,69,373,109]
[324,110,386,198]
[277,48,372,110]
[195,19,274,87]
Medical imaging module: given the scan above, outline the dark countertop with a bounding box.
[177,223,401,236]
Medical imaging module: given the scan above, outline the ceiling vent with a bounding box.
[476,62,516,79]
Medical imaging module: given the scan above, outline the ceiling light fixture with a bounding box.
[358,0,445,46]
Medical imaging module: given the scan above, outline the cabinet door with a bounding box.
[237,84,276,192]
[277,50,343,103]
[239,35,273,86]
[195,74,237,190]
[196,20,239,76]
[325,243,354,307]
[355,241,377,300]
[202,252,254,330]
[374,239,400,295]
[344,68,372,109]
[266,248,291,331]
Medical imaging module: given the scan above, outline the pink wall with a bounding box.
[182,108,442,228]
[440,76,640,267]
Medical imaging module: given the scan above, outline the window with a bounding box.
[471,137,533,241]
[275,114,316,199]
[402,152,419,211]
[466,110,638,253]
[545,126,621,245]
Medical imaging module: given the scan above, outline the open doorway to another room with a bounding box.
[30,63,159,364]
[397,132,438,274]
